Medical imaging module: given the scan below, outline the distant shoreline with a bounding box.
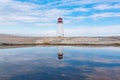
[0,34,120,47]
[1,41,120,46]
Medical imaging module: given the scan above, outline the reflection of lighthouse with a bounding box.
[57,46,63,60]
[57,17,64,37]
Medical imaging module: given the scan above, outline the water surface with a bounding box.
[0,46,120,80]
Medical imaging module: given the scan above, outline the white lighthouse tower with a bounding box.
[57,17,64,37]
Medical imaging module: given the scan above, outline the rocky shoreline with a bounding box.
[0,34,120,46]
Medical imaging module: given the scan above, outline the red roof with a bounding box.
[58,17,63,23]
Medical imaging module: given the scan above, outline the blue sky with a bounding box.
[0,0,120,36]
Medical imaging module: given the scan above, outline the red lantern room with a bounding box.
[58,17,63,23]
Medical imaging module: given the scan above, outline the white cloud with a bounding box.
[0,0,41,25]
[94,4,120,10]
[65,16,86,23]
[64,25,120,36]
[89,12,120,19]
[0,0,11,3]
[65,12,120,22]
[58,0,120,6]
[35,23,56,27]
[0,0,71,26]
[73,7,90,12]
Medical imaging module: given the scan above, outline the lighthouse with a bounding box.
[57,17,64,37]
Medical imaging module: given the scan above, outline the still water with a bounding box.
[0,46,120,80]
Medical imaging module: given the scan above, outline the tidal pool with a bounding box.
[0,46,120,80]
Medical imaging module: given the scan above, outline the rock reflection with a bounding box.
[57,46,63,60]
